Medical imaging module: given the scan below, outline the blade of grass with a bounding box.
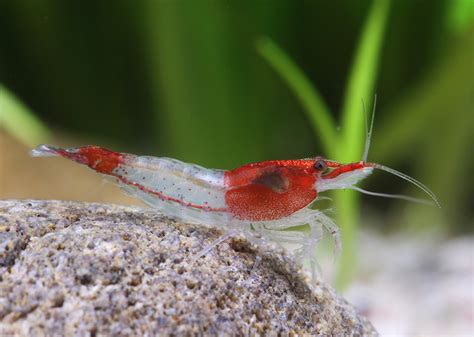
[445,0,474,33]
[256,37,337,155]
[145,2,270,167]
[257,2,390,290]
[0,84,51,147]
[340,0,390,161]
[371,28,474,231]
[372,26,474,162]
[335,0,390,290]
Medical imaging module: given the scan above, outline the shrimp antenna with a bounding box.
[368,163,441,208]
[362,94,377,162]
[348,186,436,206]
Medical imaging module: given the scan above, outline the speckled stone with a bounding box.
[0,200,377,336]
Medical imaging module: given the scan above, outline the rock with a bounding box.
[0,200,377,336]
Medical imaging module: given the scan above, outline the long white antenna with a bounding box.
[370,163,441,208]
[362,94,377,162]
[348,186,436,206]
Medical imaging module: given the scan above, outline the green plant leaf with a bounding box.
[335,0,391,290]
[145,2,271,167]
[446,0,474,33]
[256,37,337,155]
[0,84,51,147]
[340,0,390,162]
[256,3,391,291]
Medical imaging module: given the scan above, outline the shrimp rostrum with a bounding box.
[31,136,439,279]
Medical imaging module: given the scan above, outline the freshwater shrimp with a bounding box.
[31,116,439,279]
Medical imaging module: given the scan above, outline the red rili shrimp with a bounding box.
[31,119,439,278]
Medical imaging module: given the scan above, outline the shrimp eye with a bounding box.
[314,160,327,172]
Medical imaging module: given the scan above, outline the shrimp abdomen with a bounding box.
[31,145,228,216]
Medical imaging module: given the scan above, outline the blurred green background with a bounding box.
[1,0,473,287]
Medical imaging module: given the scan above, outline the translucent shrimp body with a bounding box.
[31,145,231,225]
[32,143,438,279]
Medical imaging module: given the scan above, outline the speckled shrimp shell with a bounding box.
[31,142,439,281]
[31,145,230,224]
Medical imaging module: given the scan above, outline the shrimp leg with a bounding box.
[193,229,240,261]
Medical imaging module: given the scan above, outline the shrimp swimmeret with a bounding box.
[31,129,439,279]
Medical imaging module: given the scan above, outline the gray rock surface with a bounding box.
[0,200,376,336]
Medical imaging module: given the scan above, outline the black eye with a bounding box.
[314,160,327,172]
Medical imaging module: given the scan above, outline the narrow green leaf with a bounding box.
[372,27,474,162]
[334,190,358,289]
[335,0,391,290]
[446,0,474,33]
[256,37,337,155]
[145,2,269,167]
[340,0,390,161]
[0,85,51,147]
